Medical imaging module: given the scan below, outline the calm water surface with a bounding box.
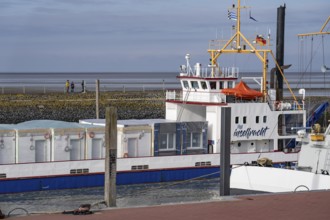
[0,178,264,215]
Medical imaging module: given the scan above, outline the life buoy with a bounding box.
[123,153,128,158]
[89,132,95,138]
[44,132,51,139]
[30,145,35,150]
[65,146,70,152]
[78,132,85,139]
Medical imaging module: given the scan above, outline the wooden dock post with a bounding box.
[96,79,100,119]
[220,107,231,196]
[104,107,117,207]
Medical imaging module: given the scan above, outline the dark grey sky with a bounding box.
[0,0,329,72]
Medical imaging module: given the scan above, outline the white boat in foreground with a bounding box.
[231,15,330,193]
[231,124,330,192]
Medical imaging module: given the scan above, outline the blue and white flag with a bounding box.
[249,10,258,22]
[228,10,237,20]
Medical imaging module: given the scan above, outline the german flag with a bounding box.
[256,35,266,46]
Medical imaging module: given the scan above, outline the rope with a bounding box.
[322,35,325,66]
[295,36,324,93]
[7,207,29,217]
[294,185,309,192]
[91,201,107,209]
[116,170,220,199]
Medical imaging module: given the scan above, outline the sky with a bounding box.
[0,0,329,73]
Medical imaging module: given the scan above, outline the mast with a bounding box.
[208,0,302,106]
[208,0,271,101]
[236,0,241,50]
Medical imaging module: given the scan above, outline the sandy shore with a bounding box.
[0,91,166,124]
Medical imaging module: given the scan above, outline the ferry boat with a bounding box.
[0,1,307,194]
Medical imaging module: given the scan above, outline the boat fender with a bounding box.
[30,145,35,150]
[89,132,95,138]
[244,162,249,166]
[65,146,70,152]
[44,132,51,139]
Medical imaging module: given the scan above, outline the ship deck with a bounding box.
[9,190,330,220]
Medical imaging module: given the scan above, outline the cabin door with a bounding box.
[127,138,138,157]
[92,138,103,159]
[35,140,47,162]
[70,139,81,160]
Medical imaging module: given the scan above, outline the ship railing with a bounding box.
[166,90,226,103]
[166,90,177,100]
[181,66,239,79]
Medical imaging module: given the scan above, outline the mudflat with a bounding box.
[0,91,165,124]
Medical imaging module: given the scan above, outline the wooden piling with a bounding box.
[220,107,231,196]
[96,80,100,119]
[104,107,117,207]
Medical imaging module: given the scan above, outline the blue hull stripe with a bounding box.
[0,167,220,194]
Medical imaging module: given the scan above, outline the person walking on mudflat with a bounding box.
[81,80,85,93]
[71,81,75,93]
[65,80,70,93]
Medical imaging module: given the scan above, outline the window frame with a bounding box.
[159,133,176,151]
[186,132,202,149]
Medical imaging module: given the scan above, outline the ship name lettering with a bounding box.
[233,126,269,139]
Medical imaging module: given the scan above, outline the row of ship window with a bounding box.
[159,132,202,150]
[235,116,267,124]
[182,80,234,90]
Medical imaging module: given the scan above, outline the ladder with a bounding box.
[177,88,191,121]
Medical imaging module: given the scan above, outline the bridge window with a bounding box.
[210,81,217,90]
[201,81,207,90]
[219,81,224,89]
[182,81,189,89]
[227,81,233,88]
[191,81,199,89]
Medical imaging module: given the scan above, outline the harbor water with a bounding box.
[0,178,265,215]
